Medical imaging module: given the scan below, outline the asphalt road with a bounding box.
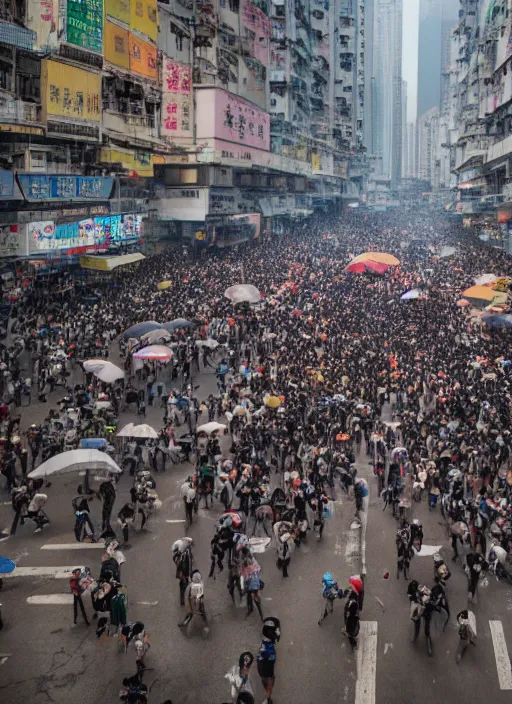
[0,361,359,704]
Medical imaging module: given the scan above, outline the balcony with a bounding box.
[0,97,41,125]
[102,108,159,144]
[485,135,512,165]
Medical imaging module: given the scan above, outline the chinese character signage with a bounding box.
[130,35,157,79]
[42,59,101,123]
[18,175,114,201]
[104,20,130,68]
[67,0,103,53]
[161,56,192,139]
[196,88,270,151]
[130,0,158,43]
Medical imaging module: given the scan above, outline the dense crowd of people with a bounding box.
[1,209,512,701]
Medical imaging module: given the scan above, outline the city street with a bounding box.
[0,363,510,704]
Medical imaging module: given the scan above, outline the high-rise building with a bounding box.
[401,80,408,179]
[373,0,403,187]
[417,0,460,118]
[407,121,417,178]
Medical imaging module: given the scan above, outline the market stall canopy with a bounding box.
[128,424,159,439]
[461,285,507,306]
[132,345,173,360]
[79,253,145,271]
[224,284,262,304]
[162,319,195,331]
[28,449,122,478]
[122,321,165,339]
[140,329,172,345]
[83,359,124,383]
[474,273,498,286]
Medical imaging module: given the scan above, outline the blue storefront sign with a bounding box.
[0,169,14,198]
[18,175,114,201]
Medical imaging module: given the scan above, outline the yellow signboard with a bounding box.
[0,123,44,135]
[105,0,130,25]
[42,59,101,123]
[79,256,110,271]
[312,153,321,172]
[104,20,130,68]
[130,0,158,42]
[130,34,157,79]
[100,146,156,177]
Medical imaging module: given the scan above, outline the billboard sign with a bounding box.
[66,0,103,53]
[28,213,144,252]
[196,88,270,151]
[17,175,114,201]
[130,34,157,79]
[42,59,101,122]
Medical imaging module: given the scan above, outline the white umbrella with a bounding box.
[196,421,227,435]
[117,423,135,437]
[94,400,112,410]
[141,329,172,345]
[28,449,122,478]
[224,284,261,304]
[196,339,219,349]
[133,345,173,360]
[439,245,457,258]
[233,405,248,416]
[474,273,497,286]
[400,289,422,300]
[83,359,125,383]
[129,424,159,439]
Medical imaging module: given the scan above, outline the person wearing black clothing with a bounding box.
[98,478,117,533]
[69,568,89,625]
[466,552,487,603]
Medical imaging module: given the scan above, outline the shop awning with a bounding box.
[79,252,145,271]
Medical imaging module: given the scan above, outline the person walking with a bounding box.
[181,477,196,526]
[257,617,280,704]
[69,568,90,625]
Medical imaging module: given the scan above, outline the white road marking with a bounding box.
[41,542,105,550]
[414,544,442,557]
[137,601,158,606]
[355,621,378,704]
[489,620,512,690]
[4,566,84,579]
[0,657,9,667]
[27,594,73,604]
[166,519,186,524]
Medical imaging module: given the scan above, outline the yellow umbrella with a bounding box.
[265,396,281,408]
[157,281,172,290]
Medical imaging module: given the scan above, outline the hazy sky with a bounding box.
[402,0,420,123]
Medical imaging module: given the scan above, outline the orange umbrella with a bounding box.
[351,252,400,265]
[456,299,470,307]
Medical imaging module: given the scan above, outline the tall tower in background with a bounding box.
[401,80,408,179]
[374,0,403,187]
[417,0,459,118]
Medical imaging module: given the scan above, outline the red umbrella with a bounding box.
[291,309,303,316]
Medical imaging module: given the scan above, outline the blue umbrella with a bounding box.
[122,321,165,339]
[162,318,195,331]
[482,313,512,328]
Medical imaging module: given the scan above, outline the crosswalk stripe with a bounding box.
[355,621,378,704]
[41,542,105,550]
[4,566,84,579]
[489,621,512,690]
[166,519,186,524]
[27,594,73,605]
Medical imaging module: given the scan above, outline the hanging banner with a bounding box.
[130,34,157,79]
[105,0,129,25]
[66,0,103,53]
[26,0,59,50]
[161,57,192,138]
[17,175,113,201]
[42,59,101,122]
[104,20,130,68]
[130,0,158,43]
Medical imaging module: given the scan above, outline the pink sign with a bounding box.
[161,56,192,139]
[196,88,270,151]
